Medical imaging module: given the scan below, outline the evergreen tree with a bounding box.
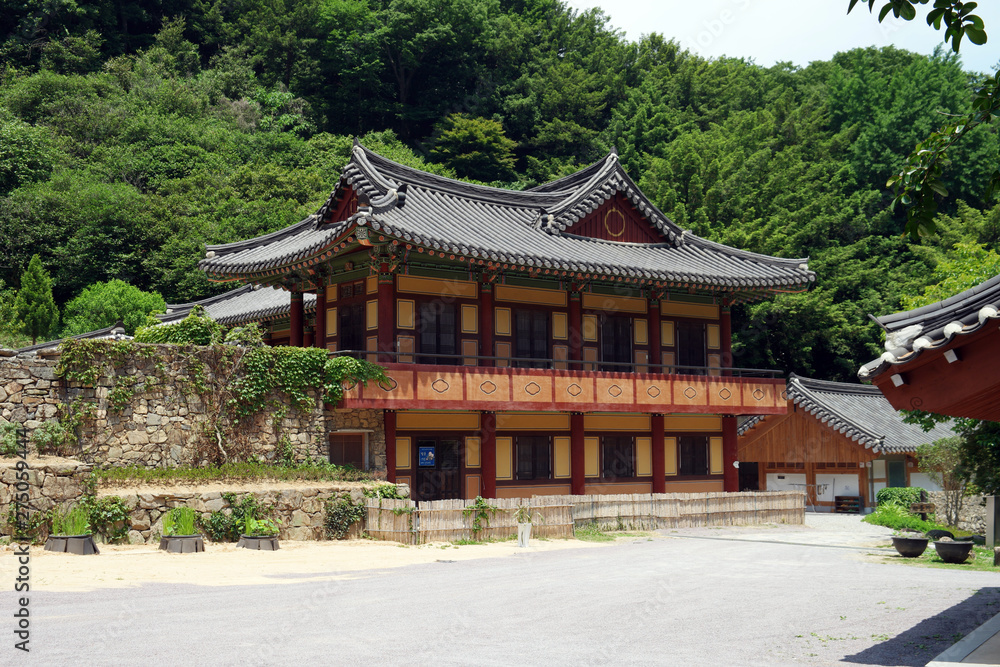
[13,255,58,345]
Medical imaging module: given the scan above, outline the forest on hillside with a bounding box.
[1,0,999,382]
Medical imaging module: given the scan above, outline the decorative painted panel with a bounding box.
[366,276,377,294]
[495,285,567,307]
[495,341,511,367]
[397,275,477,298]
[585,414,651,432]
[584,437,600,477]
[661,321,674,347]
[710,436,724,475]
[396,437,411,470]
[327,307,338,337]
[496,412,570,430]
[636,437,652,476]
[465,437,481,468]
[552,312,569,340]
[665,437,677,475]
[634,318,648,345]
[553,345,569,370]
[562,192,666,243]
[660,301,719,319]
[554,436,571,478]
[465,475,481,500]
[397,335,414,363]
[366,300,378,329]
[582,314,598,341]
[707,324,721,349]
[582,293,647,314]
[397,411,480,430]
[397,299,415,329]
[461,304,478,334]
[462,339,478,366]
[497,437,513,480]
[495,307,511,336]
[326,284,337,303]
[664,416,723,431]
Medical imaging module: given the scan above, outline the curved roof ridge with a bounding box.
[353,144,561,209]
[165,284,255,313]
[685,234,812,271]
[787,374,885,449]
[205,216,318,256]
[875,272,1000,333]
[790,374,885,397]
[526,151,618,193]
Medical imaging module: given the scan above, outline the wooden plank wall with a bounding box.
[363,491,805,544]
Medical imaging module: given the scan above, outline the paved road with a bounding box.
[6,523,1000,666]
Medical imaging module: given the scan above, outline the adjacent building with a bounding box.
[738,374,953,510]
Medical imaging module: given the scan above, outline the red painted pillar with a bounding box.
[303,327,314,349]
[289,291,304,347]
[481,411,497,498]
[651,413,666,494]
[723,415,738,492]
[569,289,582,370]
[721,303,732,375]
[571,412,585,495]
[314,286,327,349]
[479,283,493,367]
[384,410,396,483]
[378,274,394,363]
[648,300,661,373]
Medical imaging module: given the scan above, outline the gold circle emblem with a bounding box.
[604,208,626,238]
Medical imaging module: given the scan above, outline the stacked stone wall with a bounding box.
[326,408,386,470]
[928,491,987,533]
[0,458,91,517]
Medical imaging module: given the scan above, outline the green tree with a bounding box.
[13,254,58,345]
[916,436,965,526]
[0,116,55,196]
[61,280,166,336]
[430,114,517,181]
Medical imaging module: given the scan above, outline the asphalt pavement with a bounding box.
[5,516,1000,667]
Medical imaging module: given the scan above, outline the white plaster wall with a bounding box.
[815,474,860,503]
[909,472,943,493]
[872,460,886,479]
[766,473,806,492]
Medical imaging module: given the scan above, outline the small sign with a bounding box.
[911,503,936,513]
[418,446,435,467]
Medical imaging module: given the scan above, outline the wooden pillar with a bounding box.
[377,273,394,363]
[480,283,493,367]
[303,326,314,349]
[649,299,661,373]
[481,411,497,498]
[289,291,304,347]
[721,303,732,375]
[723,415,738,492]
[571,412,585,495]
[314,286,327,348]
[385,410,396,484]
[569,289,582,370]
[651,414,666,493]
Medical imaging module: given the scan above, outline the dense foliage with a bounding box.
[0,2,998,384]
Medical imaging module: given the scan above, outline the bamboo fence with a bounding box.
[364,491,803,544]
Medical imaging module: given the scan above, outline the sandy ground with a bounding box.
[5,536,605,592]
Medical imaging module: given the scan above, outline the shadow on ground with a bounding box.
[844,587,1000,666]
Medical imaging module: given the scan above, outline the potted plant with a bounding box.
[159,507,205,553]
[45,504,99,555]
[933,537,975,564]
[890,531,928,558]
[237,515,281,551]
[512,503,543,548]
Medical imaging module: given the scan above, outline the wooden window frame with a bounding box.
[329,431,369,470]
[677,434,711,477]
[599,434,636,480]
[514,434,553,481]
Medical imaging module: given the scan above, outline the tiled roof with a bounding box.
[162,285,315,327]
[742,374,953,454]
[200,143,815,292]
[858,273,1000,380]
[11,324,131,356]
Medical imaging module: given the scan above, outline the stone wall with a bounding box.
[326,408,386,470]
[0,346,330,468]
[928,491,987,533]
[107,485,385,543]
[0,457,91,517]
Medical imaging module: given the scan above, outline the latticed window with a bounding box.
[678,436,709,476]
[418,302,457,365]
[514,309,549,368]
[515,436,552,480]
[329,433,366,469]
[600,314,632,372]
[601,436,635,478]
[676,322,706,374]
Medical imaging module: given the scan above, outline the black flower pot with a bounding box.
[237,535,280,550]
[44,534,100,555]
[891,536,928,558]
[934,541,974,564]
[159,535,205,553]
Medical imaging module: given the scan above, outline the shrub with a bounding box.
[200,493,267,542]
[134,305,223,345]
[362,483,406,500]
[324,493,364,540]
[876,487,925,508]
[0,422,20,457]
[243,515,280,536]
[863,503,940,533]
[85,495,130,543]
[51,504,91,536]
[162,506,198,536]
[30,420,73,455]
[223,322,264,347]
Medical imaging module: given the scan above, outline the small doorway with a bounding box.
[413,437,462,501]
[738,462,759,491]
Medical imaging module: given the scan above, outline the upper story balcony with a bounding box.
[336,351,785,415]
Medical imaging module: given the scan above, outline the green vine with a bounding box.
[463,496,499,539]
[324,493,365,539]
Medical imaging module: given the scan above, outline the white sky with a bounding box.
[562,0,1000,73]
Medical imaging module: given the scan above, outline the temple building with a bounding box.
[738,375,953,511]
[195,142,815,500]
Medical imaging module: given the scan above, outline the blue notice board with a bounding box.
[418,445,435,467]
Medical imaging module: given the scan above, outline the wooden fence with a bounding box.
[364,491,803,544]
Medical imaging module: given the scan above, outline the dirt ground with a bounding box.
[4,536,605,592]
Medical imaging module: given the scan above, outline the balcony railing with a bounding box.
[330,350,782,378]
[332,351,786,415]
